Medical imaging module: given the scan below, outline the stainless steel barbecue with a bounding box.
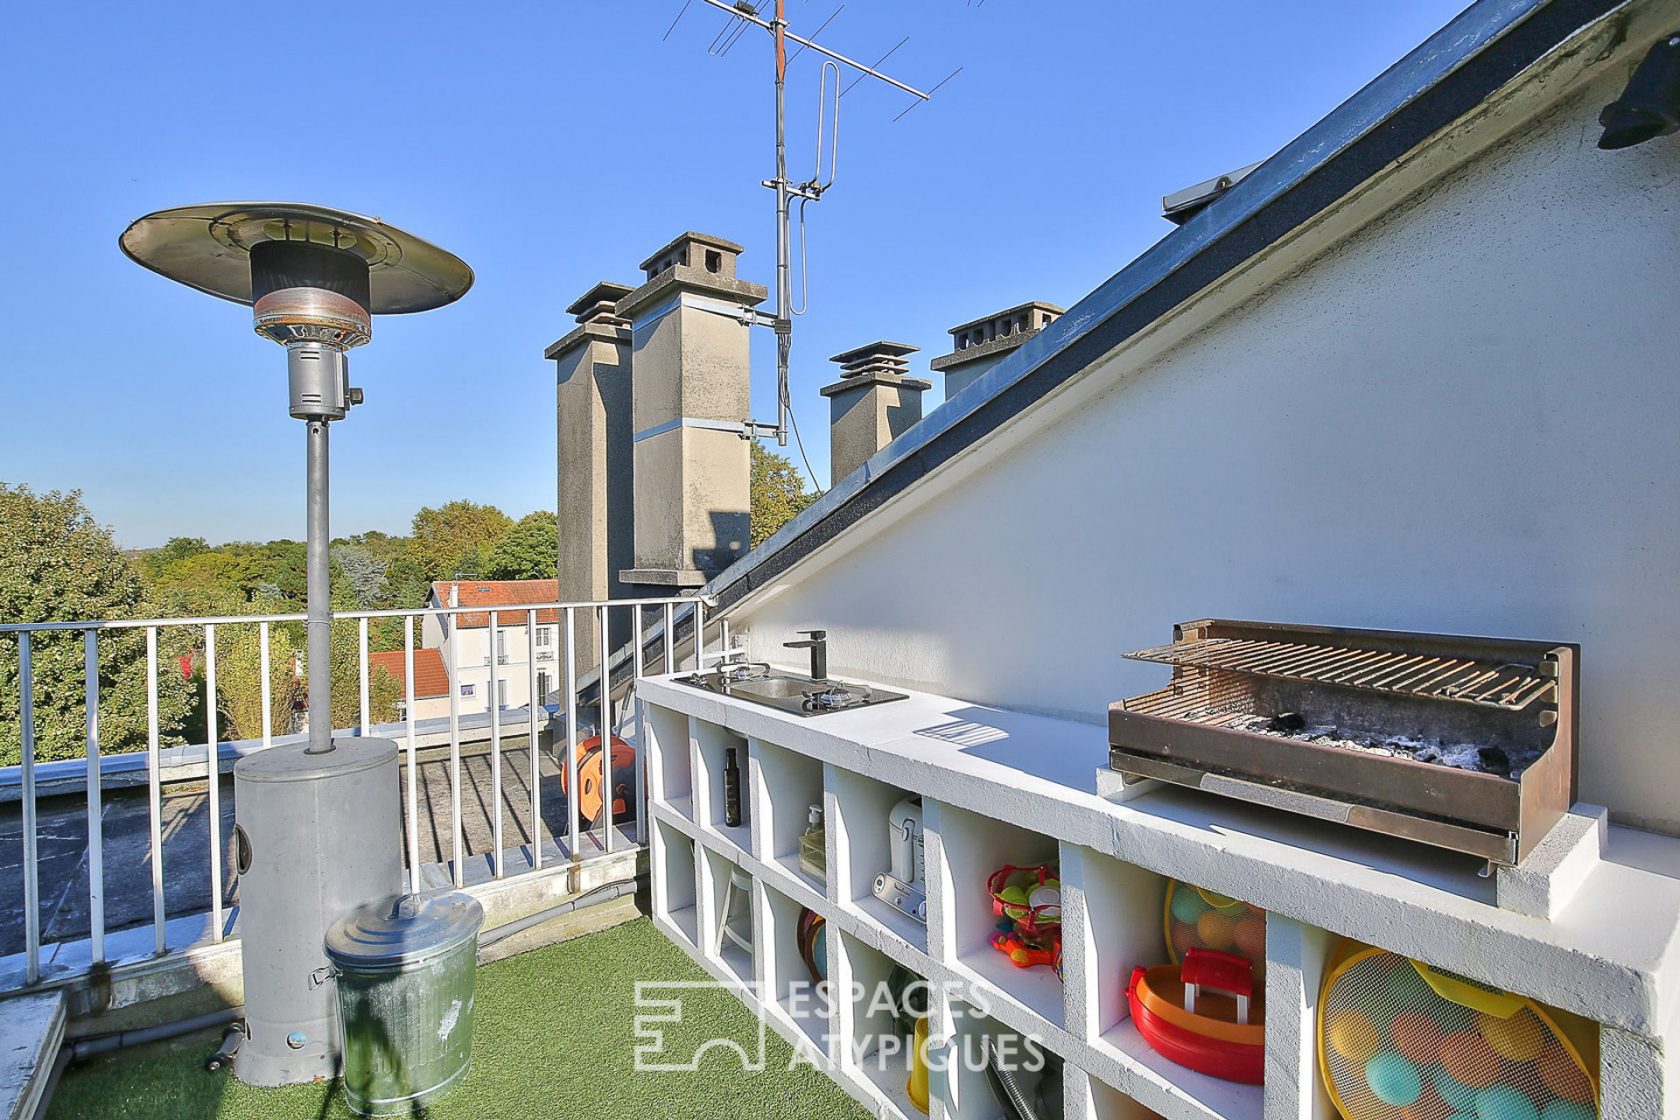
[1108,619,1578,865]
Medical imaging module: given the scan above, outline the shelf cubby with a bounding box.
[652,817,699,949]
[751,736,827,893]
[1063,844,1170,1046]
[699,843,755,986]
[1082,1068,1168,1119]
[645,703,693,820]
[937,801,1065,1030]
[758,877,832,1056]
[834,929,925,1118]
[831,766,929,954]
[693,719,752,853]
[940,998,1063,1120]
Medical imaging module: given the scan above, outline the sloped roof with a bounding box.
[429,580,562,628]
[369,647,449,699]
[701,0,1619,616]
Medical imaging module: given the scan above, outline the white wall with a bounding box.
[735,69,1680,832]
[419,613,560,715]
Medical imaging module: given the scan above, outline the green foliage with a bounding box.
[749,441,817,549]
[0,485,191,764]
[486,511,559,580]
[215,610,302,743]
[409,500,514,582]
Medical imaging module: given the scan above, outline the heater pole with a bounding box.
[305,417,333,753]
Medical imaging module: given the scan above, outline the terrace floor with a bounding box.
[48,916,868,1120]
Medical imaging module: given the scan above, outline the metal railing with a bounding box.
[0,594,711,990]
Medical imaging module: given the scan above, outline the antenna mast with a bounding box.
[690,0,932,446]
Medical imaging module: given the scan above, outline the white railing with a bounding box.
[0,593,711,990]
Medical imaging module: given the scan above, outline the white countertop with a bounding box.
[640,670,1680,1036]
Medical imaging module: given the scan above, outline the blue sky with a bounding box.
[1,0,1467,549]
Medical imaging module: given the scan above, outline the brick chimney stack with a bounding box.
[928,301,1064,401]
[615,233,767,588]
[820,341,930,483]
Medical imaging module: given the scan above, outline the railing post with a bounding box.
[258,621,272,749]
[448,605,463,888]
[694,600,707,671]
[564,607,579,864]
[528,608,541,872]
[358,616,370,737]
[663,603,675,675]
[85,631,105,962]
[489,610,503,879]
[633,606,647,847]
[599,603,612,855]
[19,634,40,984]
[404,616,419,894]
[146,626,165,954]
[204,625,222,942]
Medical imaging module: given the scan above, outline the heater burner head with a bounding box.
[119,201,474,315]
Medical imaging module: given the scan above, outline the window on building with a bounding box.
[536,672,550,704]
[497,680,509,709]
[536,626,552,649]
[460,683,476,698]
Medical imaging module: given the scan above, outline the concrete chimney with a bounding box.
[615,233,767,588]
[547,281,635,669]
[820,341,930,483]
[928,301,1064,400]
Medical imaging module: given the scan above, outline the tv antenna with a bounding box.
[674,0,951,450]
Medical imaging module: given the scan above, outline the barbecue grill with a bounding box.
[1108,620,1578,865]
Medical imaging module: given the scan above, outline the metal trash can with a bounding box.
[323,892,486,1117]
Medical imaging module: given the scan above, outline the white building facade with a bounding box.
[422,580,564,715]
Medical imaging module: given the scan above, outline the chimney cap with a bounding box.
[828,340,919,365]
[944,301,1065,339]
[637,231,746,275]
[566,281,634,319]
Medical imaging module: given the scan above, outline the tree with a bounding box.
[486,511,558,580]
[0,485,192,764]
[216,610,303,742]
[750,441,817,548]
[409,501,513,582]
[331,543,390,608]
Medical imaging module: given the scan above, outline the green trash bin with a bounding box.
[324,891,485,1116]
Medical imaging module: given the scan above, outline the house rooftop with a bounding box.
[430,579,562,628]
[368,647,448,699]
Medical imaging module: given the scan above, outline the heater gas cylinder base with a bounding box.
[233,737,403,1088]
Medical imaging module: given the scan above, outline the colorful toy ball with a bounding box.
[1538,1102,1595,1120]
[1474,1085,1540,1120]
[1392,1011,1447,1063]
[1197,910,1236,950]
[1536,1045,1595,1104]
[1234,914,1266,958]
[1171,888,1210,925]
[1327,1010,1381,1063]
[1476,1008,1546,1063]
[1431,1065,1479,1110]
[1439,1031,1502,1089]
[1365,1051,1423,1107]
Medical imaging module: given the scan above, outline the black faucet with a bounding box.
[784,630,828,681]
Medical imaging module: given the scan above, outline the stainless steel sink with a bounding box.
[675,666,908,717]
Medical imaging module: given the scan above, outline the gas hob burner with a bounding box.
[803,683,871,712]
[720,661,774,684]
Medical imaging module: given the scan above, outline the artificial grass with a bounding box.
[49,917,871,1120]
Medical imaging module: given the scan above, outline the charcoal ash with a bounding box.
[1224,714,1537,778]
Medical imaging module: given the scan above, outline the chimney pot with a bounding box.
[928,300,1065,400]
[821,341,930,484]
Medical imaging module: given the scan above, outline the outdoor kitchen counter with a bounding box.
[638,671,1680,1038]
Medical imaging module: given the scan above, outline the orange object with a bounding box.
[1538,1044,1596,1103]
[1392,1011,1446,1063]
[1439,1031,1501,1089]
[1128,950,1265,1083]
[560,734,636,826]
[1234,914,1266,958]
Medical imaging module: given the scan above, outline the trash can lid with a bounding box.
[325,891,485,968]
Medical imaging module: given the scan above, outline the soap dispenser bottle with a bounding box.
[798,803,826,882]
[722,747,744,828]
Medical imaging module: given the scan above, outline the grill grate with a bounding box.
[1125,637,1554,712]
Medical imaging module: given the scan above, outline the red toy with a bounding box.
[987,863,1062,974]
[1127,948,1265,1084]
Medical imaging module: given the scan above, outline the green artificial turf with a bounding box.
[49,917,870,1120]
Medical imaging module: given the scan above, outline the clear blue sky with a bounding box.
[1,0,1467,549]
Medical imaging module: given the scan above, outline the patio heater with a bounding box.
[120,203,472,1085]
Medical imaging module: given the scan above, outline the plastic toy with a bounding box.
[1318,940,1601,1120]
[558,733,636,827]
[1164,881,1266,983]
[987,864,1062,974]
[1127,947,1265,1084]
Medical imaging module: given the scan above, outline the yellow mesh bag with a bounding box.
[1163,880,1266,983]
[1318,941,1599,1120]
